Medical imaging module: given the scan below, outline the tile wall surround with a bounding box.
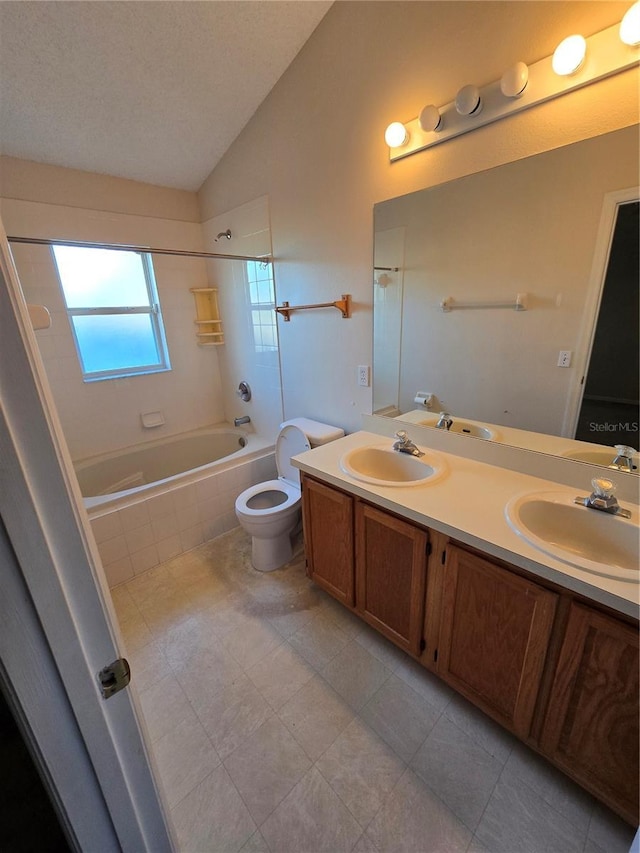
[92,451,277,587]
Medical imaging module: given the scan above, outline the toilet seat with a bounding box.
[235,478,300,519]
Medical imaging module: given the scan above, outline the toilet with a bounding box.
[235,418,344,572]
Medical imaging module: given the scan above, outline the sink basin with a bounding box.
[418,417,499,441]
[340,445,446,487]
[561,448,639,471]
[505,491,639,582]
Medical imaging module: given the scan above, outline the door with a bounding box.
[438,546,557,738]
[301,475,355,606]
[541,603,639,825]
[0,220,174,851]
[356,502,427,656]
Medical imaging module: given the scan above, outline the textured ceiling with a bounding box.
[0,1,332,191]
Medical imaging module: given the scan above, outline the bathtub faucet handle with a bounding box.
[237,381,251,402]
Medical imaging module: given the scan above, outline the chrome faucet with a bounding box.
[393,430,424,457]
[574,478,631,518]
[234,415,251,427]
[609,445,637,473]
[435,412,453,430]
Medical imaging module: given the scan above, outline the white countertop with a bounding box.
[293,430,640,619]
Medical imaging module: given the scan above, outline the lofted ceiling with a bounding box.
[0,1,332,191]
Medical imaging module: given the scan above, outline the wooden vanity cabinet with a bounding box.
[355,502,427,657]
[437,545,558,739]
[301,475,355,606]
[540,603,639,824]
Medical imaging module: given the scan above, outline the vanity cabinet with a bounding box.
[437,546,557,739]
[540,603,639,823]
[355,502,427,657]
[302,476,355,606]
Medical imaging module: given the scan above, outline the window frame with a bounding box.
[52,246,171,382]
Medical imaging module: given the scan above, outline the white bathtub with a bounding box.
[82,425,276,587]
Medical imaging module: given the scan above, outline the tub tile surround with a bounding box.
[111,528,636,853]
[93,450,277,586]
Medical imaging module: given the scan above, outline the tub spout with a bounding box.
[234,416,251,427]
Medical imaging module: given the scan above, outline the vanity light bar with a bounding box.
[386,19,639,162]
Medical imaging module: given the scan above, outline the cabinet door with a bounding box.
[541,603,639,825]
[439,546,557,739]
[301,476,354,607]
[356,503,427,656]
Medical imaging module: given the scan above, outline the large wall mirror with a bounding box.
[373,125,639,471]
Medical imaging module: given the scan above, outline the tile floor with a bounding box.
[111,528,636,853]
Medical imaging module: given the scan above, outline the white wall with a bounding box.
[198,1,639,435]
[202,196,284,439]
[1,198,225,460]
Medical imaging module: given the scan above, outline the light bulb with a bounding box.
[384,122,408,148]
[455,84,482,116]
[620,1,640,45]
[552,34,586,76]
[500,62,529,98]
[419,104,442,132]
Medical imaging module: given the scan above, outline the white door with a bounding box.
[0,219,175,852]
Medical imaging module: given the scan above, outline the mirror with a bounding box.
[373,125,639,470]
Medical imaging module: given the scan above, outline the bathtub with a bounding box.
[81,425,277,587]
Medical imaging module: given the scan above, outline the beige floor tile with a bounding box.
[127,638,170,693]
[321,639,391,711]
[152,714,220,807]
[411,714,503,832]
[194,675,274,761]
[125,563,175,608]
[260,767,363,853]
[502,742,594,836]
[443,694,516,765]
[587,802,637,853]
[170,765,256,853]
[239,830,271,852]
[316,717,405,827]
[109,584,140,623]
[137,673,196,743]
[367,767,472,853]
[360,672,441,762]
[475,773,584,853]
[159,607,228,671]
[354,623,408,671]
[266,584,325,639]
[118,613,154,655]
[246,642,315,711]
[219,610,284,671]
[353,833,380,852]
[278,674,355,761]
[319,594,366,638]
[288,611,351,670]
[393,655,455,713]
[224,716,312,826]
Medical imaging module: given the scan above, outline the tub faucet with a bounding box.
[574,477,631,518]
[234,415,251,427]
[435,412,453,430]
[609,445,637,473]
[393,430,424,457]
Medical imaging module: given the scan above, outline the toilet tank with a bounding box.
[280,418,344,448]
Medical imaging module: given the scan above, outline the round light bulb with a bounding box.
[552,34,586,76]
[455,84,482,117]
[384,122,408,148]
[620,1,640,45]
[418,104,442,132]
[500,61,529,98]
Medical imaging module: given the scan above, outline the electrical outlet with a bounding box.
[557,350,572,368]
[358,365,370,387]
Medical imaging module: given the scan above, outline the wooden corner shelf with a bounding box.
[190,287,224,346]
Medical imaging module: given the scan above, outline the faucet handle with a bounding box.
[614,445,637,457]
[591,477,616,498]
[394,430,409,443]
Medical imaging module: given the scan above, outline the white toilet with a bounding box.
[235,418,344,572]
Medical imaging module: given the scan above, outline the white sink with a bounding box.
[418,416,499,441]
[505,491,639,582]
[561,448,639,471]
[340,445,446,487]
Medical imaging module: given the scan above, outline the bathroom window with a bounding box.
[247,261,277,353]
[52,245,171,381]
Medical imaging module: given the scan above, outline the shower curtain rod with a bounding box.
[6,235,271,264]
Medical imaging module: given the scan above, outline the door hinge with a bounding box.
[434,648,438,663]
[441,549,447,565]
[426,542,432,557]
[419,638,426,652]
[97,658,131,699]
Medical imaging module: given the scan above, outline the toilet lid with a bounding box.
[276,424,311,486]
